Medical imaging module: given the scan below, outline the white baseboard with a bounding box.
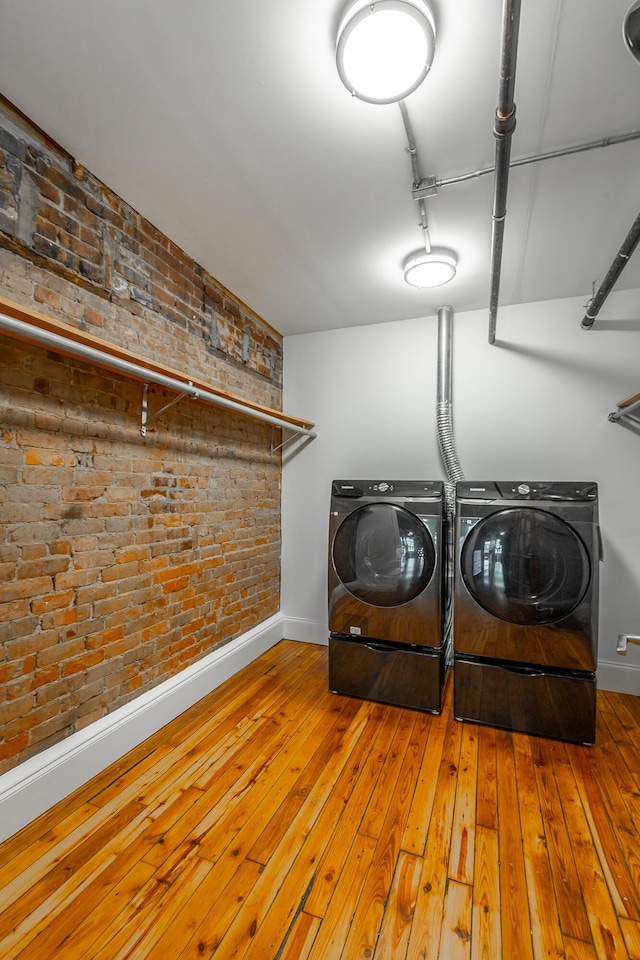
[0,614,284,844]
[281,616,328,646]
[597,658,640,695]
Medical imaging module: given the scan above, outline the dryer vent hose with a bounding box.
[436,304,464,514]
[436,398,461,668]
[436,400,464,514]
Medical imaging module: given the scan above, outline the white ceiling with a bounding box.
[0,0,639,337]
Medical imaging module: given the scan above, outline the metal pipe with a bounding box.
[488,0,522,345]
[399,101,420,186]
[436,129,640,188]
[0,311,317,439]
[437,305,453,409]
[609,396,640,422]
[581,209,640,328]
[399,101,432,252]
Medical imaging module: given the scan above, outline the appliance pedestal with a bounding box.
[453,655,596,744]
[329,634,443,714]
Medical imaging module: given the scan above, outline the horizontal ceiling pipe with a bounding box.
[581,209,640,328]
[436,129,640,189]
[0,312,317,439]
[488,0,522,346]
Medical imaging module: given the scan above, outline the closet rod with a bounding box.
[0,309,317,439]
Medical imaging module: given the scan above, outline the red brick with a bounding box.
[30,590,75,615]
[101,561,139,583]
[0,733,30,761]
[0,592,47,623]
[34,665,61,688]
[61,649,105,677]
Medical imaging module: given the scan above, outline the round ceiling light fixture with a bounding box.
[336,0,436,104]
[624,0,640,63]
[404,249,457,288]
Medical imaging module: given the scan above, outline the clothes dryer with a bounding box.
[328,479,446,713]
[453,481,601,743]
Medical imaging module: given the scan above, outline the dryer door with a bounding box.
[332,503,436,607]
[460,508,590,625]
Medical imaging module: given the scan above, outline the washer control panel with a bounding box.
[331,480,444,499]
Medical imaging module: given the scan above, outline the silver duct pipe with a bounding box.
[0,311,317,439]
[488,0,522,345]
[581,209,640,328]
[436,305,464,512]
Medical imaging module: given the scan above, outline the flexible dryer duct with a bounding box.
[436,304,464,509]
[436,304,463,664]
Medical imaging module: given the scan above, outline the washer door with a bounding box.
[460,508,590,625]
[332,503,436,608]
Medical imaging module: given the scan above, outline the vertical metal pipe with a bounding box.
[488,0,522,344]
[437,304,453,409]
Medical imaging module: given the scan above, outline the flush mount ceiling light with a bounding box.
[336,0,436,104]
[624,1,640,63]
[404,249,457,288]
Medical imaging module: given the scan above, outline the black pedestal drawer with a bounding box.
[454,656,596,744]
[329,634,443,714]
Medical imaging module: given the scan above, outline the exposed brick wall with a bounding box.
[0,101,284,772]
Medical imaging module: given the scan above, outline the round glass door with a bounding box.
[332,503,436,607]
[460,508,590,625]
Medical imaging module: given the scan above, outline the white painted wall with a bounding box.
[281,290,640,694]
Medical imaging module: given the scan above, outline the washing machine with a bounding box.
[453,480,601,743]
[328,479,446,713]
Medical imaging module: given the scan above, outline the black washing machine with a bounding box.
[454,480,602,744]
[328,479,446,713]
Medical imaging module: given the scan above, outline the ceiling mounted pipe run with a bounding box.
[488,0,522,345]
[581,208,640,328]
[398,101,458,286]
[435,129,640,189]
[399,100,432,254]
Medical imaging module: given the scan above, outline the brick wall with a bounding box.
[0,100,284,772]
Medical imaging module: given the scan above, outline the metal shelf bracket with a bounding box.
[141,382,190,436]
[270,428,306,455]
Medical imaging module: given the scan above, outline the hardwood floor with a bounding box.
[0,639,639,959]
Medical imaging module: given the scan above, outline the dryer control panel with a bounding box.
[457,481,598,501]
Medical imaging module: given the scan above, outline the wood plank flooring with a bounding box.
[0,639,639,959]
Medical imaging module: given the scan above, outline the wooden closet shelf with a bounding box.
[0,294,316,438]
